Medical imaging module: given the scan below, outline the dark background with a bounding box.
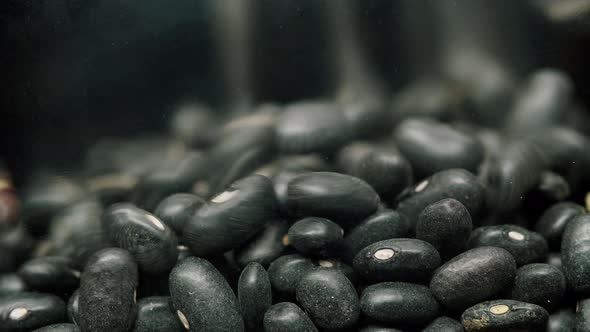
[1,0,589,185]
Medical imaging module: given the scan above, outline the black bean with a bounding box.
[235,219,289,268]
[0,274,27,296]
[79,248,138,332]
[263,302,318,332]
[417,198,473,260]
[17,256,79,295]
[505,69,572,133]
[169,256,244,332]
[353,238,440,282]
[66,289,79,326]
[430,247,517,310]
[0,292,66,332]
[131,151,209,211]
[336,142,412,198]
[238,262,272,330]
[33,323,80,332]
[276,101,353,153]
[535,202,585,250]
[102,203,178,274]
[169,103,217,148]
[343,209,411,260]
[132,296,183,332]
[483,140,546,213]
[461,299,548,332]
[268,254,315,296]
[547,308,575,332]
[391,79,458,122]
[396,169,484,229]
[507,263,565,310]
[358,326,403,332]
[340,97,390,139]
[0,225,35,273]
[183,175,277,256]
[561,214,590,295]
[154,193,205,235]
[394,118,484,179]
[296,269,360,329]
[46,199,109,270]
[360,282,439,325]
[424,316,464,332]
[286,217,343,257]
[286,172,380,227]
[468,225,548,266]
[535,171,571,202]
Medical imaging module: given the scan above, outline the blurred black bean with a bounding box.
[132,296,183,332]
[394,118,484,179]
[295,269,359,329]
[562,214,590,295]
[263,302,317,332]
[391,79,458,122]
[536,202,585,250]
[547,252,563,271]
[336,142,412,198]
[286,172,380,228]
[0,292,66,332]
[17,256,79,295]
[169,256,244,332]
[235,219,290,268]
[183,175,277,257]
[360,282,439,325]
[169,103,218,148]
[341,98,390,139]
[547,308,575,332]
[78,248,138,332]
[353,238,440,282]
[267,254,315,296]
[102,203,178,274]
[238,262,272,330]
[0,225,35,273]
[154,193,205,235]
[430,247,516,310]
[462,299,548,332]
[507,263,565,310]
[468,225,548,266]
[536,171,571,202]
[417,198,473,261]
[287,217,342,257]
[0,274,27,296]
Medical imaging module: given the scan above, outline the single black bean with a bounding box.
[360,282,439,325]
[505,69,572,133]
[132,296,183,332]
[17,256,79,294]
[154,193,205,235]
[353,238,440,282]
[417,198,473,260]
[276,100,353,153]
[0,292,66,332]
[394,118,484,179]
[267,254,315,296]
[461,299,548,332]
[507,263,565,310]
[235,219,289,268]
[183,175,277,256]
[102,203,178,274]
[536,171,571,202]
[286,172,380,227]
[547,308,575,332]
[296,269,359,329]
[483,140,546,213]
[535,202,584,249]
[287,217,342,257]
[169,103,217,148]
[33,323,80,332]
[396,169,485,228]
[46,199,109,270]
[430,247,516,310]
[561,214,590,295]
[578,299,590,332]
[0,274,27,296]
[468,225,548,266]
[343,210,411,260]
[336,142,412,198]
[169,256,243,331]
[79,248,138,332]
[358,326,403,332]
[340,97,390,139]
[263,302,318,332]
[238,263,272,330]
[66,289,79,326]
[131,151,209,211]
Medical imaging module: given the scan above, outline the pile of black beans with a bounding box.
[2,68,590,332]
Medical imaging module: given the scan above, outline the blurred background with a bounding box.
[1,0,590,185]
